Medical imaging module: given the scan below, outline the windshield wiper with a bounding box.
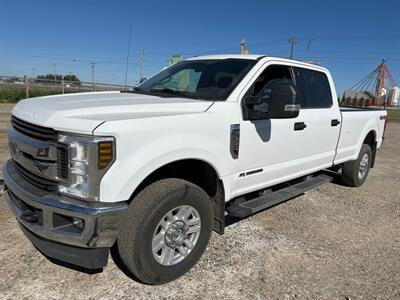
[150,87,187,96]
[121,86,151,95]
[150,87,206,100]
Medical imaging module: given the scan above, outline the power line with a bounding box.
[304,34,400,40]
[297,49,400,54]
[0,51,138,65]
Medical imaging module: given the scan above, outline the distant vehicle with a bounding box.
[13,81,24,85]
[3,55,387,284]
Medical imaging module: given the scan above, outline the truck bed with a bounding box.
[334,107,387,165]
[340,106,386,112]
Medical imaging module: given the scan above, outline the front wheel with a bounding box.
[117,178,213,285]
[341,144,372,187]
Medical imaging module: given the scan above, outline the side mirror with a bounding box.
[243,82,300,120]
[268,83,300,119]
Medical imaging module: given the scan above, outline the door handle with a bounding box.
[294,122,307,131]
[331,119,341,126]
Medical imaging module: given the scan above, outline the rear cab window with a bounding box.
[293,67,333,109]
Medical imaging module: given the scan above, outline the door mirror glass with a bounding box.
[268,83,300,119]
[243,82,301,120]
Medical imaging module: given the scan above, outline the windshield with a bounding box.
[136,59,256,101]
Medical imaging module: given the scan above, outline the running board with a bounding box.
[226,174,333,218]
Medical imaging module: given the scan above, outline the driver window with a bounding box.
[246,65,293,100]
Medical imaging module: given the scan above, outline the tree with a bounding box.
[63,74,81,84]
[36,74,81,85]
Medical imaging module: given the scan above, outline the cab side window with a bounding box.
[242,65,299,120]
[294,68,332,108]
[245,65,293,100]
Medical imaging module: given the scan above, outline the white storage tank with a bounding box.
[387,87,399,106]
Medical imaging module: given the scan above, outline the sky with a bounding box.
[0,0,399,95]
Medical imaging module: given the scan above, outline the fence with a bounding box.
[0,75,133,103]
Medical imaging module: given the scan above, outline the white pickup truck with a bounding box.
[3,55,387,284]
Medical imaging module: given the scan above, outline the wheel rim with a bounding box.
[152,205,201,266]
[358,153,369,179]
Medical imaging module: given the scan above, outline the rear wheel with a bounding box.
[341,144,372,187]
[117,178,213,285]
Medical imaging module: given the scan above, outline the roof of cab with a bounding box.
[186,54,329,72]
[186,54,263,60]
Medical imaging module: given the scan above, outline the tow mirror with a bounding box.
[243,83,300,120]
[268,83,300,119]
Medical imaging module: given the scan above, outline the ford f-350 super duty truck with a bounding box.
[3,55,387,284]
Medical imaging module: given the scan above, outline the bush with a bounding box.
[0,86,66,103]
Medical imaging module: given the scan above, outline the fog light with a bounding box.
[73,217,84,230]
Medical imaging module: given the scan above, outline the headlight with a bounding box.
[57,134,115,201]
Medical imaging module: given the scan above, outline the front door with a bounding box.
[233,63,307,198]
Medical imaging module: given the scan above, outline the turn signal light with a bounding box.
[98,141,113,169]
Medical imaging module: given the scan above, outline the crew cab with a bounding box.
[3,55,387,284]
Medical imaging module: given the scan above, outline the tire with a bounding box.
[341,144,372,187]
[117,178,213,285]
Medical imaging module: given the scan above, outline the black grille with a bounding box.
[11,115,58,141]
[14,161,58,191]
[57,144,69,179]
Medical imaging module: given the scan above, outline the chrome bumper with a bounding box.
[2,160,128,249]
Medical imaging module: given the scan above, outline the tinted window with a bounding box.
[242,65,295,120]
[294,68,332,108]
[245,65,293,99]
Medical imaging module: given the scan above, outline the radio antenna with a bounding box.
[124,24,133,90]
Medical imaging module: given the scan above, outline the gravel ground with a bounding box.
[0,106,399,299]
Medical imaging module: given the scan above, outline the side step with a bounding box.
[226,174,333,218]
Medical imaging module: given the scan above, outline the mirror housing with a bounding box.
[268,83,300,119]
[243,83,300,120]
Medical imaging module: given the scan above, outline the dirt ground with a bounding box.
[0,106,399,299]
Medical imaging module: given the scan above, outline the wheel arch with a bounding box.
[363,130,376,147]
[362,130,378,168]
[129,158,226,234]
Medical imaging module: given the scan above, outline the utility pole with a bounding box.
[90,62,97,91]
[139,49,144,81]
[32,68,36,84]
[52,63,56,90]
[288,37,297,60]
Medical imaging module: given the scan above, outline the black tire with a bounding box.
[117,178,213,285]
[341,144,372,187]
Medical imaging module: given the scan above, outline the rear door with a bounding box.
[292,67,341,172]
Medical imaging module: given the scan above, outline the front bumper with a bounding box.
[2,160,128,269]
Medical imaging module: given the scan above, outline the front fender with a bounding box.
[104,148,226,203]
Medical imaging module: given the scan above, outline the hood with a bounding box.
[12,91,213,134]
